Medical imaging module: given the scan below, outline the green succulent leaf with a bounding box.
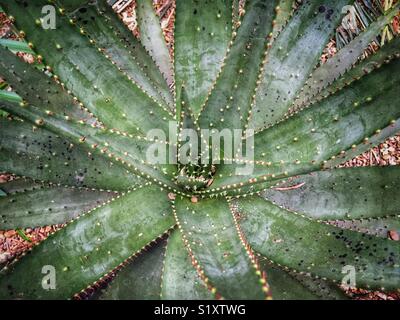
[0,39,35,54]
[136,0,174,87]
[288,270,350,300]
[271,0,296,38]
[176,86,202,168]
[96,240,167,300]
[288,273,349,300]
[0,117,143,191]
[260,258,349,300]
[173,196,268,300]
[56,0,89,11]
[177,86,199,134]
[210,56,400,192]
[263,166,400,220]
[66,0,174,109]
[255,59,400,168]
[307,35,400,108]
[0,180,115,229]
[198,0,279,131]
[0,0,173,135]
[0,184,175,299]
[293,5,400,110]
[260,262,320,300]
[0,46,98,126]
[161,230,213,300]
[0,0,399,300]
[0,98,179,190]
[0,178,42,194]
[0,90,22,104]
[235,196,400,291]
[174,0,233,115]
[232,0,241,25]
[249,0,351,131]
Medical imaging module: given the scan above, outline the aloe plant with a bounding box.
[0,0,399,300]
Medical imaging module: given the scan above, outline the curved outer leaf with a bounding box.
[0,0,173,135]
[198,0,279,131]
[97,240,167,300]
[287,268,349,300]
[249,0,351,131]
[173,196,268,300]
[209,56,400,192]
[307,36,400,108]
[252,57,400,163]
[161,230,213,300]
[136,0,174,87]
[0,118,142,191]
[0,39,35,54]
[292,5,400,110]
[0,184,175,299]
[174,0,233,115]
[0,183,115,229]
[0,99,179,190]
[67,0,174,109]
[263,166,400,220]
[235,196,400,290]
[0,90,22,104]
[0,46,98,126]
[260,259,348,300]
[260,262,320,300]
